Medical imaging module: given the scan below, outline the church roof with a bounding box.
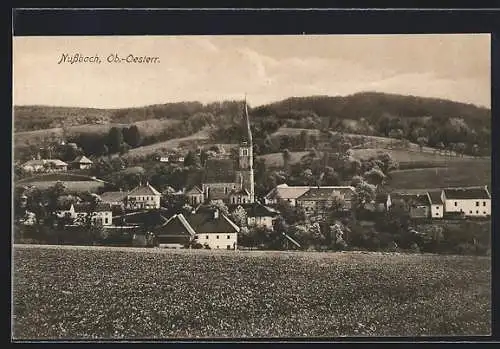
[203,159,237,183]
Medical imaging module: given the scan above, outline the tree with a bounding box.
[123,125,141,148]
[456,142,466,157]
[230,205,248,228]
[282,149,291,173]
[299,130,310,150]
[354,181,376,209]
[363,167,386,186]
[45,181,66,213]
[107,127,124,154]
[184,150,199,167]
[208,200,229,216]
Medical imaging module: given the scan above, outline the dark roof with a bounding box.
[297,187,354,201]
[73,202,112,212]
[428,191,443,205]
[230,188,250,196]
[229,202,279,218]
[390,193,431,206]
[203,159,237,183]
[186,211,240,234]
[443,187,491,200]
[100,191,127,203]
[155,214,196,238]
[95,203,112,212]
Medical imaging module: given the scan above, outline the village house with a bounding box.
[21,159,68,173]
[155,208,240,249]
[388,192,431,219]
[442,186,491,218]
[185,186,204,206]
[228,202,280,230]
[264,184,311,207]
[295,186,356,218]
[125,182,162,210]
[70,155,93,170]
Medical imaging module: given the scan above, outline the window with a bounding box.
[216,235,219,239]
[469,211,472,214]
[483,202,486,206]
[476,202,479,206]
[205,235,208,239]
[242,149,248,156]
[224,187,228,194]
[227,245,231,250]
[476,211,479,214]
[454,202,457,206]
[436,206,439,210]
[227,235,230,239]
[435,212,439,216]
[216,246,219,249]
[105,218,109,224]
[484,211,487,214]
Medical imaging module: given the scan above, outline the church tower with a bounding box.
[238,99,255,203]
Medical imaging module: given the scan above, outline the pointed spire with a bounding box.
[243,95,252,146]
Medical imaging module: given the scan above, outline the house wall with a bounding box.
[187,193,204,205]
[202,182,239,198]
[195,232,237,250]
[94,211,113,225]
[431,204,444,219]
[229,194,251,205]
[127,195,161,209]
[444,199,491,217]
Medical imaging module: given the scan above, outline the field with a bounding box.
[12,245,491,339]
[124,129,211,159]
[257,151,311,168]
[386,160,491,190]
[14,119,181,149]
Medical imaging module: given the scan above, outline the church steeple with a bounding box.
[237,97,255,203]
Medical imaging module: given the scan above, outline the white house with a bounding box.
[56,203,113,226]
[126,182,162,210]
[442,186,491,218]
[155,209,239,250]
[21,159,68,173]
[428,190,444,219]
[229,202,280,230]
[71,155,93,170]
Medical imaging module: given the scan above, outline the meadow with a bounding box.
[12,245,491,339]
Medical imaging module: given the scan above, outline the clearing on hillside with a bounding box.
[12,245,491,339]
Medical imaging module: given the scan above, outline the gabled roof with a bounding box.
[72,155,93,164]
[186,211,240,234]
[230,188,250,196]
[443,186,491,200]
[99,191,127,203]
[203,159,237,183]
[156,213,197,237]
[229,202,279,218]
[390,193,431,206]
[127,183,161,196]
[265,185,311,201]
[428,191,444,205]
[186,186,203,195]
[297,186,355,201]
[22,159,68,167]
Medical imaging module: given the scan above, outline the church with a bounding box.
[186,101,255,206]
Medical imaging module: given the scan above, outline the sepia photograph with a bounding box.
[12,32,491,339]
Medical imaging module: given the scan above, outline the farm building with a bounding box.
[295,186,355,218]
[388,192,431,219]
[70,155,93,170]
[228,202,280,230]
[56,202,113,226]
[21,159,68,173]
[442,186,491,218]
[264,184,312,207]
[125,182,162,210]
[155,209,240,249]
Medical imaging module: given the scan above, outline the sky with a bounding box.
[13,34,491,109]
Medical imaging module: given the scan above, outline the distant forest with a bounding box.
[14,92,491,159]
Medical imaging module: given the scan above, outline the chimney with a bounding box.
[213,209,219,219]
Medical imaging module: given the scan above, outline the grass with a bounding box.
[124,129,211,159]
[14,181,106,193]
[12,245,491,339]
[14,119,181,149]
[386,160,491,190]
[351,148,476,166]
[257,151,311,168]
